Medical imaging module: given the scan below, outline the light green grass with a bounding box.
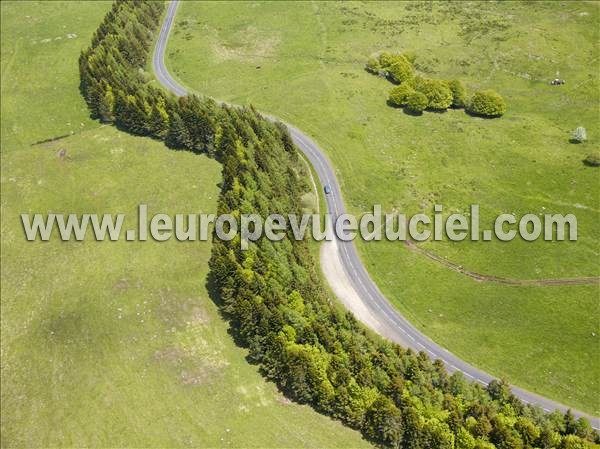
[0,2,371,447]
[0,1,111,152]
[167,1,600,413]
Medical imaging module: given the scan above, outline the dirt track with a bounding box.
[404,240,600,286]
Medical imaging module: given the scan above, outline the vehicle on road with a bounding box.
[324,184,331,195]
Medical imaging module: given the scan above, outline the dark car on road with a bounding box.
[324,185,332,194]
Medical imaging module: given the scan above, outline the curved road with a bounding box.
[154,0,599,429]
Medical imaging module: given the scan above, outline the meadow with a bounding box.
[167,1,600,413]
[0,2,370,446]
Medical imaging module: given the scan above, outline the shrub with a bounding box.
[448,79,467,108]
[378,52,395,69]
[572,126,587,143]
[365,57,381,75]
[388,84,414,107]
[388,60,414,84]
[416,79,453,110]
[583,151,600,167]
[467,90,506,117]
[376,53,414,84]
[406,91,428,114]
[387,57,413,85]
[407,75,424,89]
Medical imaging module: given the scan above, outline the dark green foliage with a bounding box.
[363,396,404,447]
[165,111,189,149]
[489,416,524,449]
[415,78,453,110]
[467,90,507,117]
[80,4,597,448]
[388,84,414,107]
[515,417,540,446]
[114,91,148,135]
[79,0,221,145]
[448,79,467,108]
[487,379,512,403]
[406,91,428,113]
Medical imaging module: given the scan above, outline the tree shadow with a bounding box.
[204,271,249,351]
[402,108,423,117]
[426,108,448,114]
[464,109,502,119]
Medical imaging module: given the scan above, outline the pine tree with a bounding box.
[363,396,403,447]
[98,82,115,123]
[165,112,189,148]
[148,97,170,138]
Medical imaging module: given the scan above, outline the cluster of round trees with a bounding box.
[367,52,506,117]
[468,89,507,117]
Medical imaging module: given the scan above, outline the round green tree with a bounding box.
[388,84,415,107]
[378,52,395,69]
[448,79,467,108]
[387,56,414,84]
[416,79,453,110]
[406,91,428,114]
[467,90,507,117]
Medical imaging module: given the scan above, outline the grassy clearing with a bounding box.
[0,2,370,446]
[167,1,600,413]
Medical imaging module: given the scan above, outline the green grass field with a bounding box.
[0,2,371,446]
[166,1,600,413]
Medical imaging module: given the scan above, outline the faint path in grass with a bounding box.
[404,239,600,286]
[365,212,599,286]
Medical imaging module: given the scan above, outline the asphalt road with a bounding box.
[154,0,599,429]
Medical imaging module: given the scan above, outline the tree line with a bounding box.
[80,2,597,447]
[367,52,506,117]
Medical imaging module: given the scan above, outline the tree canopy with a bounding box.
[467,90,507,117]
